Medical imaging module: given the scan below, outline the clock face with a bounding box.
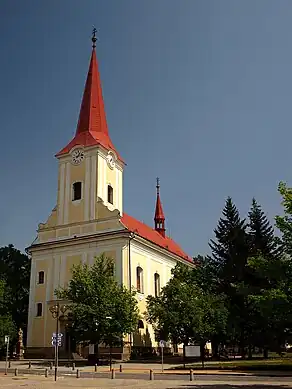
[71,148,85,165]
[106,151,116,169]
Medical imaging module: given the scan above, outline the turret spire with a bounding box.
[154,178,166,237]
[56,30,122,161]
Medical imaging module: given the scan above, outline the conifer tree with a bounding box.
[209,197,249,292]
[248,198,282,260]
[209,197,250,355]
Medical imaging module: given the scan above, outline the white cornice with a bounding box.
[28,229,130,255]
[38,214,121,233]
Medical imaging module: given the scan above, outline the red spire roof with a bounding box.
[155,187,165,220]
[56,45,122,161]
[154,178,166,237]
[121,179,192,262]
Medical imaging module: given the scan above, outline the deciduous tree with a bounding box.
[0,280,16,355]
[56,254,139,359]
[0,245,30,345]
[146,263,227,364]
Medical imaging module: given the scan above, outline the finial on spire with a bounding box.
[156,177,160,195]
[92,27,98,48]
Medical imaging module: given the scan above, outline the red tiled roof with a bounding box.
[56,48,123,161]
[121,213,193,264]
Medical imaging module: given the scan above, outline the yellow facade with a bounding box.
[27,181,189,357]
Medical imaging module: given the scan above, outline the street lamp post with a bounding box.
[49,302,68,381]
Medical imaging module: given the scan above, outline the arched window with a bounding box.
[138,319,144,329]
[136,266,143,293]
[108,185,113,204]
[154,273,160,297]
[38,271,44,284]
[36,303,43,317]
[72,182,82,201]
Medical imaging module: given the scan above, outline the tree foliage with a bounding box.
[56,254,139,347]
[208,197,251,353]
[275,182,292,257]
[0,245,30,346]
[146,263,228,350]
[209,197,250,293]
[0,280,16,353]
[248,198,282,260]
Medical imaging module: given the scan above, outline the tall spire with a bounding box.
[154,178,166,237]
[56,29,122,161]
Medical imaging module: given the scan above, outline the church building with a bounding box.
[26,33,193,358]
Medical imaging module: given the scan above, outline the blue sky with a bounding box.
[0,0,291,256]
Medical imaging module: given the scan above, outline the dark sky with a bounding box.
[0,0,290,256]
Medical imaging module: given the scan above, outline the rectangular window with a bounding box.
[154,273,160,297]
[73,182,82,201]
[136,267,143,293]
[108,185,113,204]
[36,303,43,317]
[38,271,44,284]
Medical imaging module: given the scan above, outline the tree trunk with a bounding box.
[211,340,219,360]
[263,347,268,359]
[240,330,246,359]
[248,344,252,359]
[95,343,99,365]
[200,342,205,369]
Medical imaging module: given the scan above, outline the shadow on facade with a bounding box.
[131,324,155,358]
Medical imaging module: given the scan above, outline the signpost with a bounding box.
[159,340,166,372]
[51,332,63,381]
[51,332,63,347]
[4,335,9,375]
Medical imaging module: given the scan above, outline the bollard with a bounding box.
[119,364,122,373]
[45,368,48,378]
[190,369,194,381]
[76,369,80,378]
[49,362,53,370]
[14,368,18,376]
[28,361,31,369]
[8,360,11,368]
[111,368,115,379]
[94,364,98,372]
[149,369,154,380]
[72,362,75,371]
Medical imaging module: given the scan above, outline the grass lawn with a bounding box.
[174,356,292,371]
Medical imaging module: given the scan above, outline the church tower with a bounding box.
[55,30,123,226]
[26,31,192,359]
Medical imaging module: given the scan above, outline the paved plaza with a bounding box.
[1,374,292,389]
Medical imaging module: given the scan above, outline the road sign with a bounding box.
[4,336,9,344]
[159,340,166,348]
[51,340,62,346]
[159,340,166,372]
[51,333,63,347]
[52,332,63,338]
